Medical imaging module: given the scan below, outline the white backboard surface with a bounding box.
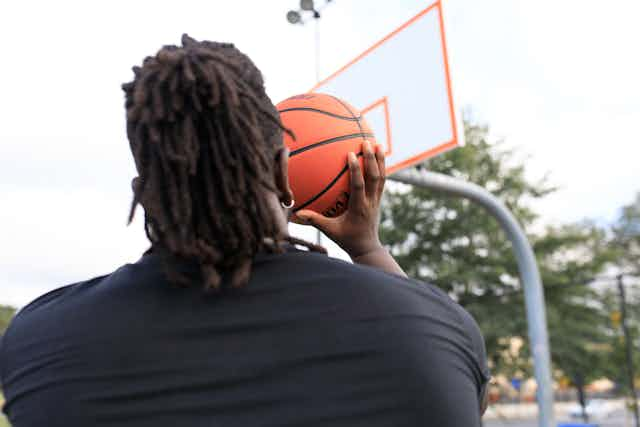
[312,0,460,174]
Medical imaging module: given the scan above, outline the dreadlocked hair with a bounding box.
[123,34,326,292]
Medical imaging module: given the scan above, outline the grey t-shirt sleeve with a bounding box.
[390,300,491,427]
[457,304,491,385]
[404,276,491,396]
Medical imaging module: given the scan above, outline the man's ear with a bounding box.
[274,147,294,205]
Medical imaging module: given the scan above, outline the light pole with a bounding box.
[286,0,333,93]
[286,0,332,245]
[617,274,640,427]
[568,273,639,427]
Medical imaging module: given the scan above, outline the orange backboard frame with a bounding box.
[310,0,458,174]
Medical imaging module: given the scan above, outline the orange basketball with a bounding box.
[277,93,376,219]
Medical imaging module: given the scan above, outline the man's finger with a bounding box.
[374,143,386,198]
[362,140,380,200]
[347,151,365,211]
[293,209,334,236]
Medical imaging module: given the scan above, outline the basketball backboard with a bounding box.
[311,0,461,174]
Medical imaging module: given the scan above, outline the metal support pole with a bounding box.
[314,13,320,83]
[617,274,640,427]
[313,13,322,245]
[285,1,333,246]
[390,168,555,427]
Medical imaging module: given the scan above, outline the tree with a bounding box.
[537,224,612,379]
[380,120,614,387]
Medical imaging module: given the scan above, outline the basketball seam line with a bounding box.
[294,151,364,213]
[328,95,365,134]
[278,107,362,121]
[289,133,374,157]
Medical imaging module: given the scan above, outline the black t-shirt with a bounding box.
[1,247,489,427]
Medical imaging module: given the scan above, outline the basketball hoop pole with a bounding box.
[313,11,322,245]
[286,0,330,245]
[390,168,556,427]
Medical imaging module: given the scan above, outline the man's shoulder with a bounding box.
[277,250,490,385]
[275,248,414,285]
[17,274,110,316]
[271,249,464,319]
[2,273,112,348]
[0,272,118,377]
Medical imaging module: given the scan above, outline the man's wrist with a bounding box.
[348,242,385,262]
[348,244,407,277]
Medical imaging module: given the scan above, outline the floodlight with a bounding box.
[286,10,301,24]
[300,0,314,11]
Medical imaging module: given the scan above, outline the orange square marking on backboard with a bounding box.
[361,96,393,157]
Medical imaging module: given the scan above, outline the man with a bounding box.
[1,34,489,426]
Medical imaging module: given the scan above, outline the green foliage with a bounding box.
[599,287,640,387]
[612,193,640,276]
[608,196,640,389]
[610,193,640,336]
[0,306,15,336]
[1,305,16,417]
[380,119,613,380]
[537,224,614,383]
[0,393,9,427]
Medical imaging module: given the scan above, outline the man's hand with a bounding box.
[294,140,385,258]
[294,140,406,277]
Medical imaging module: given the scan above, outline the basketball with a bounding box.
[277,93,376,219]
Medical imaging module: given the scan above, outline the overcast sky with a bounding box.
[1,0,639,307]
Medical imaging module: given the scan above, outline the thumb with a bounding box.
[294,209,334,234]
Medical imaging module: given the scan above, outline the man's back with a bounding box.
[1,248,489,427]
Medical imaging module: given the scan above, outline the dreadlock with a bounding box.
[123,34,325,292]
